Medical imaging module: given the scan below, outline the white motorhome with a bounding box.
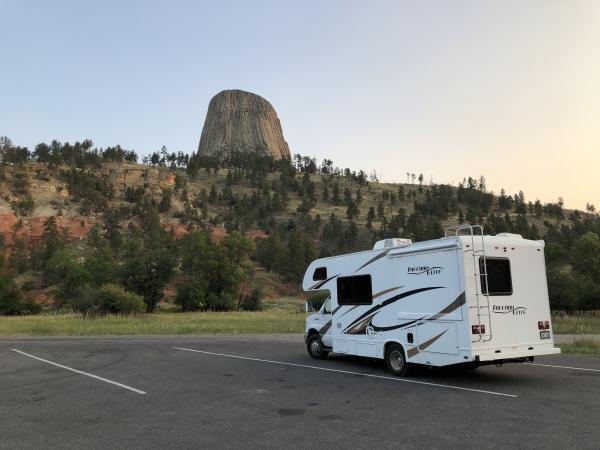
[303,225,560,376]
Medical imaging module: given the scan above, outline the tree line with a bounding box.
[0,136,598,313]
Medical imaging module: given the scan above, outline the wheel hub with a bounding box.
[311,340,321,354]
[390,350,404,371]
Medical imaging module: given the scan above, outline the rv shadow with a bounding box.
[326,353,517,383]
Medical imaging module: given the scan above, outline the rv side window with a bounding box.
[337,275,373,305]
[313,267,327,281]
[479,257,512,296]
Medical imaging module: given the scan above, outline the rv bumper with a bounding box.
[474,347,561,362]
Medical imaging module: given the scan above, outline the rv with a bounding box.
[303,225,560,376]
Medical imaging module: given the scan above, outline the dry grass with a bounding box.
[552,314,600,335]
[0,310,305,336]
[557,340,600,357]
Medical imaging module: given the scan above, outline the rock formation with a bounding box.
[198,89,291,160]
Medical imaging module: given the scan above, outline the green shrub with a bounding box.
[205,292,236,311]
[0,276,41,315]
[97,284,145,314]
[68,285,102,314]
[67,283,145,315]
[175,281,207,312]
[20,280,35,292]
[242,288,263,311]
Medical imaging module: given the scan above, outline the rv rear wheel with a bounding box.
[385,344,409,376]
[307,334,329,359]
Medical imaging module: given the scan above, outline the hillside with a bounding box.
[0,137,599,314]
[0,158,580,254]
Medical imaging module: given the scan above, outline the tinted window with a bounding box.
[337,275,373,305]
[313,267,327,281]
[479,257,512,296]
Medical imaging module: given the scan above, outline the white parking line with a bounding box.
[173,347,518,398]
[528,363,600,372]
[11,349,146,395]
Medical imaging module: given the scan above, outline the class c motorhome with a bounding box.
[303,225,560,376]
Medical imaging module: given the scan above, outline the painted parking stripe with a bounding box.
[528,362,600,372]
[173,347,517,398]
[11,349,146,395]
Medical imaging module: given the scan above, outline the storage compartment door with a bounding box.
[416,322,459,355]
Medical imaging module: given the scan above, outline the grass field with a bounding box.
[0,311,306,336]
[0,296,307,337]
[552,314,600,335]
[557,340,600,357]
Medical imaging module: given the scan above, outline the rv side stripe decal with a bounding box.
[335,287,403,321]
[353,250,389,273]
[407,330,448,358]
[371,292,466,332]
[372,286,403,300]
[342,287,444,334]
[335,305,359,320]
[319,320,332,336]
[309,274,339,290]
[427,292,466,320]
[370,318,422,333]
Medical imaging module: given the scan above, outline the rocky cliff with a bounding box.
[197,90,291,160]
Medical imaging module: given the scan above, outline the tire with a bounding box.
[307,334,329,360]
[385,343,409,376]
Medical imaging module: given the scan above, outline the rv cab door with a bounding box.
[319,298,333,347]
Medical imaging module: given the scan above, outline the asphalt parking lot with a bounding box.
[1,335,599,449]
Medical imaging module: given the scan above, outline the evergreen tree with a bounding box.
[355,189,363,204]
[377,201,385,220]
[331,182,340,205]
[346,200,360,220]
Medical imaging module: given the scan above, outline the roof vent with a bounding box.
[373,238,412,250]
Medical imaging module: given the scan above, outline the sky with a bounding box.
[1,0,599,209]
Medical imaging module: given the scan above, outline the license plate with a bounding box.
[540,330,551,340]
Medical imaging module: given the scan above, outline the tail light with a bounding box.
[472,324,486,334]
[538,321,550,330]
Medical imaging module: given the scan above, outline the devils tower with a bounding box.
[197,89,291,160]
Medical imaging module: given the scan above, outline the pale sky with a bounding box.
[1,0,599,209]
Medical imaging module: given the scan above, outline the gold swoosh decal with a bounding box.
[407,329,448,358]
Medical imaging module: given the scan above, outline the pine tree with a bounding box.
[331,182,340,205]
[377,201,384,220]
[355,190,362,204]
[346,200,359,220]
[346,221,358,248]
[322,183,329,201]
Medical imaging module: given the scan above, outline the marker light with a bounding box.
[472,325,486,334]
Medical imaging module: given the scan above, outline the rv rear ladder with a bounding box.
[445,224,493,342]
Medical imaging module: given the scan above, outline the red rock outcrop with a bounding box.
[0,212,95,247]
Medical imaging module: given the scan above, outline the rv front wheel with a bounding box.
[385,344,408,376]
[307,334,329,360]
